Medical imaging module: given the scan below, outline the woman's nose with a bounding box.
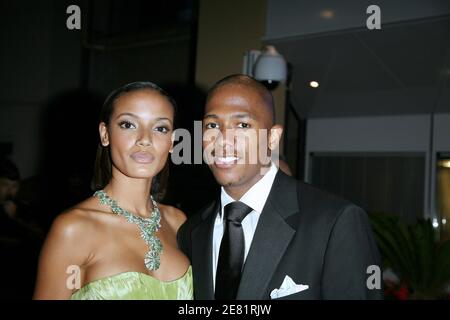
[136,130,152,147]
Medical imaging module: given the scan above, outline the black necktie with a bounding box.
[215,201,253,300]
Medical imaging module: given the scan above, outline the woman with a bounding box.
[33,82,192,299]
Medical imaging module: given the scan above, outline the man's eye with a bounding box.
[119,121,136,129]
[205,123,218,129]
[237,122,251,129]
[155,126,170,134]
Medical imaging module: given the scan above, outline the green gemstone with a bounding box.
[94,190,163,271]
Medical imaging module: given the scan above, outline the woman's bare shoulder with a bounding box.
[158,203,187,232]
[48,197,109,245]
[33,197,109,299]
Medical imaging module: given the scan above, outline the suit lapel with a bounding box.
[191,200,219,300]
[237,171,299,299]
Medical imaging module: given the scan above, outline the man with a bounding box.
[0,157,43,239]
[177,75,383,300]
[0,157,43,299]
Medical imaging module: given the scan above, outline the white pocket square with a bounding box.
[270,275,309,299]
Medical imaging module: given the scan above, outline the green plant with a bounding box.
[369,213,450,299]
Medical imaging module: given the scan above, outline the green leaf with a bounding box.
[368,213,450,298]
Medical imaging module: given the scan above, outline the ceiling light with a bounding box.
[320,10,334,19]
[309,81,319,88]
[439,160,450,168]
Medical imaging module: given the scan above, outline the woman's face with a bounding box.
[99,89,174,180]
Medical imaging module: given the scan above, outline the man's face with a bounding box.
[0,178,19,203]
[202,85,282,194]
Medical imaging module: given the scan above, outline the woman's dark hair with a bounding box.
[92,81,177,201]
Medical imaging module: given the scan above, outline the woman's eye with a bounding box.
[119,121,136,129]
[155,126,170,134]
[205,123,218,129]
[237,122,251,129]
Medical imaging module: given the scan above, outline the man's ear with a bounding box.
[99,122,110,147]
[269,125,283,151]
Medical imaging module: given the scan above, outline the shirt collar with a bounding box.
[219,162,279,217]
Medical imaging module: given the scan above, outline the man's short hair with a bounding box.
[207,74,276,124]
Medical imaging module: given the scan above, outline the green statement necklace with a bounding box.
[94,190,163,271]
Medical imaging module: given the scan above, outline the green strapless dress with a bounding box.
[71,266,193,300]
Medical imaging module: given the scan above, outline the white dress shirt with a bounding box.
[212,162,279,290]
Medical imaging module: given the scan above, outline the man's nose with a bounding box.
[213,128,237,156]
[216,127,236,147]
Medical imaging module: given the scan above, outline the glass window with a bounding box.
[310,153,425,223]
[436,153,450,240]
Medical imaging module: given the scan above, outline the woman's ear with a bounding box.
[99,122,110,147]
[169,131,175,154]
[269,125,283,151]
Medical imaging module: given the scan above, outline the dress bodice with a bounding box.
[70,266,193,300]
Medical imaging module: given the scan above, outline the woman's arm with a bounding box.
[33,210,92,299]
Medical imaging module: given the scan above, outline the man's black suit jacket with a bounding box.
[177,170,383,299]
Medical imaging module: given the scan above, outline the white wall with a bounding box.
[305,114,431,153]
[434,113,450,152]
